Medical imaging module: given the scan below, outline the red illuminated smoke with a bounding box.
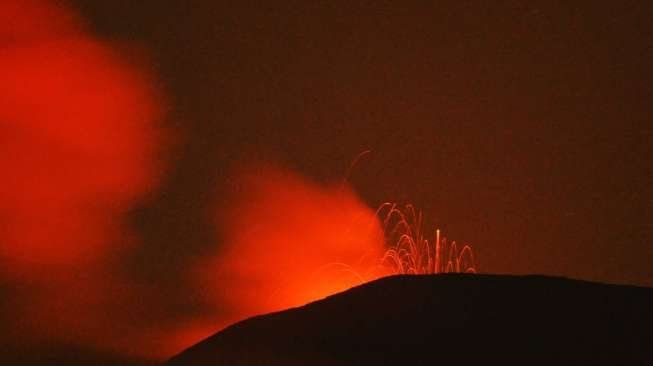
[197,163,386,325]
[0,0,167,359]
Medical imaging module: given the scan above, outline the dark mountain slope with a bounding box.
[168,274,653,365]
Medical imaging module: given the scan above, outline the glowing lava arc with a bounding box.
[197,164,477,356]
[378,203,476,275]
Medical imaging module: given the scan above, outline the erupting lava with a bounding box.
[379,203,476,275]
[197,163,476,333]
[0,2,475,361]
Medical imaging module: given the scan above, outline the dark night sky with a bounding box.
[73,0,652,287]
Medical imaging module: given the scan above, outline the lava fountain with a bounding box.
[378,203,476,275]
[198,163,476,334]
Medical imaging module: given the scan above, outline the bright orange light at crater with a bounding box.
[200,163,386,320]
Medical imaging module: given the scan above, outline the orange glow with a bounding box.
[0,2,477,361]
[197,163,386,322]
[187,164,477,354]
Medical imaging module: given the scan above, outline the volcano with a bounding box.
[168,274,652,365]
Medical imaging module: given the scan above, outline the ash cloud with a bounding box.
[0,0,170,360]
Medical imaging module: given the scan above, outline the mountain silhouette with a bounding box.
[168,274,652,365]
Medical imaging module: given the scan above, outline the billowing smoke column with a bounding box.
[0,1,390,361]
[196,163,386,327]
[0,0,168,359]
[0,1,165,272]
